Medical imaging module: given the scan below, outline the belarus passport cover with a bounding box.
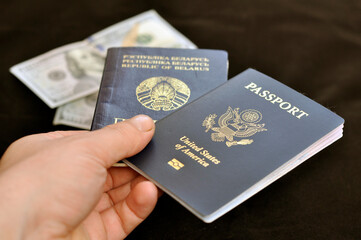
[124,68,344,223]
[91,47,228,130]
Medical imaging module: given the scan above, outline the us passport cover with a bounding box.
[91,47,228,130]
[124,68,344,223]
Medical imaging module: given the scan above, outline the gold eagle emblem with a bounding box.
[136,76,190,111]
[202,107,267,147]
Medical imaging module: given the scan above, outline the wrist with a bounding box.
[0,166,43,239]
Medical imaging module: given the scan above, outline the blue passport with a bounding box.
[124,68,344,223]
[91,47,228,130]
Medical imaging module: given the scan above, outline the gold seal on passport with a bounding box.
[202,107,267,147]
[136,76,191,111]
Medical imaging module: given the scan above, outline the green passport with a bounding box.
[125,68,344,223]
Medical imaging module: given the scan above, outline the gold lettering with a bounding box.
[244,82,257,89]
[244,82,309,120]
[250,87,262,94]
[200,150,220,164]
[171,56,208,61]
[181,149,209,167]
[178,136,220,167]
[279,102,292,110]
[287,106,300,116]
[121,64,158,69]
[122,55,211,71]
[270,96,283,104]
[296,111,309,119]
[174,66,209,71]
[175,144,187,150]
[265,93,276,101]
[171,61,209,67]
[259,90,270,98]
[180,136,203,151]
[124,55,170,60]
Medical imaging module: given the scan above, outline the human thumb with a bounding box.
[85,115,155,168]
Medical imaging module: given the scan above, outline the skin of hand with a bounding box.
[0,115,160,240]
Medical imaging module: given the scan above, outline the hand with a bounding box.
[0,115,159,240]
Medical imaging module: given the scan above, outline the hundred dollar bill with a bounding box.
[53,10,197,129]
[88,10,197,51]
[11,10,196,109]
[10,42,105,108]
[53,93,98,129]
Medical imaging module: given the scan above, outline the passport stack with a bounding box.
[92,47,344,222]
[91,47,228,166]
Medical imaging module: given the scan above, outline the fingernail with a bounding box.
[129,115,154,132]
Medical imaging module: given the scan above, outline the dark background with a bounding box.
[1,0,360,239]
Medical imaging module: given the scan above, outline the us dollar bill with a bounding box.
[10,42,105,108]
[11,10,196,109]
[89,10,197,51]
[53,10,197,129]
[53,93,98,129]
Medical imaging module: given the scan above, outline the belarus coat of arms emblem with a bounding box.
[136,76,190,111]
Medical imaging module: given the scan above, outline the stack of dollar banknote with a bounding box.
[10,10,197,129]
